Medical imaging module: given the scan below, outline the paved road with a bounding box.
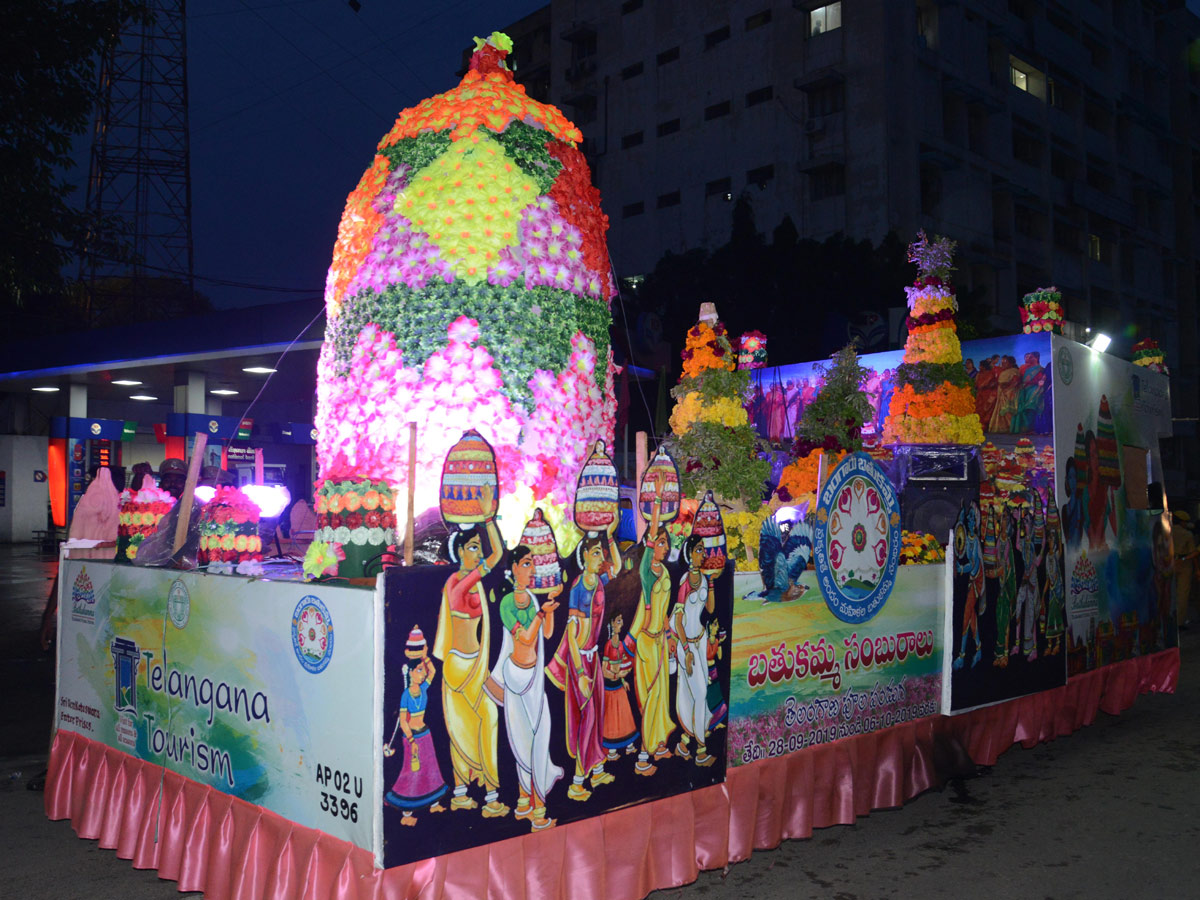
[2,544,1196,899]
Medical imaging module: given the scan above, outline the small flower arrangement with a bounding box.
[314,478,397,548]
[1019,287,1064,335]
[1132,338,1167,374]
[899,531,945,565]
[198,486,262,569]
[117,485,176,561]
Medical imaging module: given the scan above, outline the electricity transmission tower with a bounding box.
[81,0,194,326]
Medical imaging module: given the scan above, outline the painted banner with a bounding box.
[56,559,381,854]
[728,562,943,765]
[1051,335,1176,673]
[379,545,734,868]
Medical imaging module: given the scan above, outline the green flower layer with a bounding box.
[378,129,452,173]
[328,280,610,410]
[895,360,972,392]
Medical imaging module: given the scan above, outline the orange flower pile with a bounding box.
[681,322,735,379]
[776,448,846,502]
[886,382,977,419]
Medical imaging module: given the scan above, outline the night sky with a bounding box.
[67,0,1200,311]
[75,0,547,310]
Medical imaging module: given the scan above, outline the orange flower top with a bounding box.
[378,46,581,149]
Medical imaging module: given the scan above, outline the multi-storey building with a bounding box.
[503,0,1200,497]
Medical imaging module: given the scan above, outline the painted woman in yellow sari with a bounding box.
[629,471,676,775]
[432,484,509,818]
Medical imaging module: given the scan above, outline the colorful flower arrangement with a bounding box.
[1019,287,1064,335]
[198,487,262,569]
[1132,338,1168,374]
[899,531,945,565]
[668,308,769,505]
[883,231,984,446]
[314,32,617,546]
[314,478,397,547]
[116,485,175,561]
[776,449,846,502]
[737,330,768,370]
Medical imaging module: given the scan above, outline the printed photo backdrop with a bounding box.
[747,334,1055,446]
[1051,335,1176,674]
[379,546,733,868]
[57,560,379,852]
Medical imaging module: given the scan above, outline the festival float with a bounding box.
[43,33,1180,900]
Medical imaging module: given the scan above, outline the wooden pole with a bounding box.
[815,451,827,498]
[635,430,648,542]
[173,433,207,555]
[405,422,417,566]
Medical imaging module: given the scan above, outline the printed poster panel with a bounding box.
[747,333,1055,447]
[1051,336,1176,674]
[379,544,734,868]
[944,333,1068,712]
[57,560,380,853]
[728,563,943,766]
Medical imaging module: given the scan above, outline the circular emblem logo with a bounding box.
[310,427,319,441]
[1056,344,1073,385]
[90,422,101,436]
[208,419,219,434]
[292,595,334,674]
[813,453,902,623]
[167,579,190,629]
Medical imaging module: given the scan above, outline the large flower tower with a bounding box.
[668,303,769,508]
[313,32,617,550]
[882,232,984,446]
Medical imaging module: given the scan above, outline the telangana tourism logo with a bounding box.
[813,453,901,623]
[70,566,96,625]
[292,595,334,674]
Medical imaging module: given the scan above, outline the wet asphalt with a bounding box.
[1,543,1195,899]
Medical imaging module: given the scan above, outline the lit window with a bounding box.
[1008,55,1046,100]
[1011,66,1028,92]
[809,2,842,37]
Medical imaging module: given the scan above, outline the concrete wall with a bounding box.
[0,435,49,542]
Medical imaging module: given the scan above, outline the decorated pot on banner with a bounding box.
[1095,395,1120,486]
[440,429,498,528]
[737,331,768,370]
[692,490,727,572]
[639,447,680,523]
[574,440,619,534]
[520,508,562,594]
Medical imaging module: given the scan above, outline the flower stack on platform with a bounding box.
[198,487,262,572]
[1019,286,1064,334]
[882,232,984,446]
[116,484,175,562]
[1132,339,1168,375]
[668,304,769,508]
[314,30,617,555]
[311,479,396,579]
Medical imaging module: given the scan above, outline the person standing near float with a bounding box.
[672,535,719,766]
[384,627,449,825]
[494,544,564,830]
[547,526,621,801]
[432,484,509,818]
[629,471,676,775]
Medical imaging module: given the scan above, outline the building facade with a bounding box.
[512,0,1200,497]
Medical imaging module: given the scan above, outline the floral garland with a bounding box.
[117,486,175,561]
[882,231,982,446]
[315,32,618,541]
[1020,287,1064,335]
